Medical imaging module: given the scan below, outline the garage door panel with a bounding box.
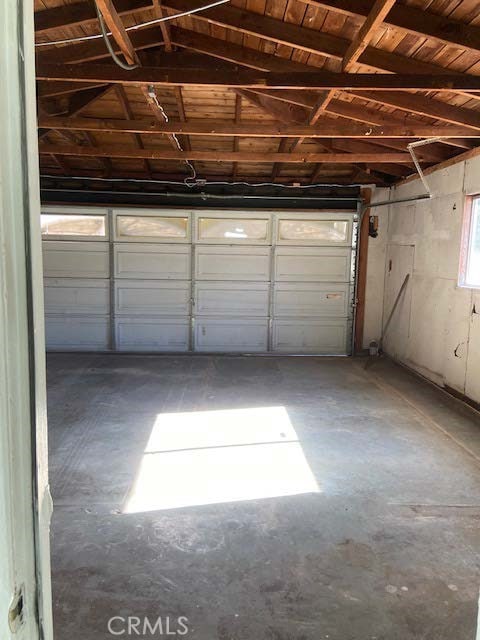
[273,283,351,318]
[115,281,191,316]
[195,246,271,281]
[44,278,110,315]
[194,282,269,316]
[194,318,269,352]
[114,244,191,280]
[272,319,349,354]
[45,315,110,351]
[43,241,109,278]
[115,317,190,352]
[274,247,351,282]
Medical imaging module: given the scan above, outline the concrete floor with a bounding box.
[47,354,480,640]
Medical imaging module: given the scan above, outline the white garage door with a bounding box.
[42,207,358,354]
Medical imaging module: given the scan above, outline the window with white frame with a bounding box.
[41,213,106,238]
[459,195,480,288]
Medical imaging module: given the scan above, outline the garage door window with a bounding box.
[198,218,268,241]
[459,195,480,288]
[41,214,106,238]
[117,216,188,240]
[278,219,349,243]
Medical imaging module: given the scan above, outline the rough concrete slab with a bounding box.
[47,354,480,640]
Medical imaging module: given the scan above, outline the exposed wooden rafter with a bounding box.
[33,0,477,77]
[39,144,415,164]
[36,116,480,140]
[35,26,480,130]
[35,64,480,92]
[34,0,480,184]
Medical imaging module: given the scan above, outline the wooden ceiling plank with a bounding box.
[115,85,153,178]
[83,130,114,177]
[235,89,310,124]
[298,0,480,55]
[232,93,242,180]
[35,0,150,34]
[34,0,474,77]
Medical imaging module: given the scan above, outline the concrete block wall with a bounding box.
[363,157,480,405]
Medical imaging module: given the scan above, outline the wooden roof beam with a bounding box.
[34,25,480,129]
[154,0,173,52]
[37,116,480,140]
[350,90,480,129]
[38,145,416,164]
[94,0,140,66]
[342,0,397,71]
[35,64,480,92]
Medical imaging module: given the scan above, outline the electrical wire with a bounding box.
[94,0,139,70]
[39,174,365,189]
[35,0,231,48]
[147,85,197,185]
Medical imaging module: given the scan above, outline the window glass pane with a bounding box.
[41,214,106,237]
[117,216,188,238]
[279,219,349,242]
[466,198,480,287]
[199,218,268,240]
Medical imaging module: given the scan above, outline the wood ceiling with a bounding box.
[35,0,480,186]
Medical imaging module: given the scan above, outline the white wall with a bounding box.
[364,156,480,405]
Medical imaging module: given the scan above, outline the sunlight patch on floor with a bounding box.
[124,406,319,513]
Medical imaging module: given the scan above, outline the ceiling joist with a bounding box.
[38,145,416,163]
[33,0,480,184]
[35,64,480,92]
[37,116,480,139]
